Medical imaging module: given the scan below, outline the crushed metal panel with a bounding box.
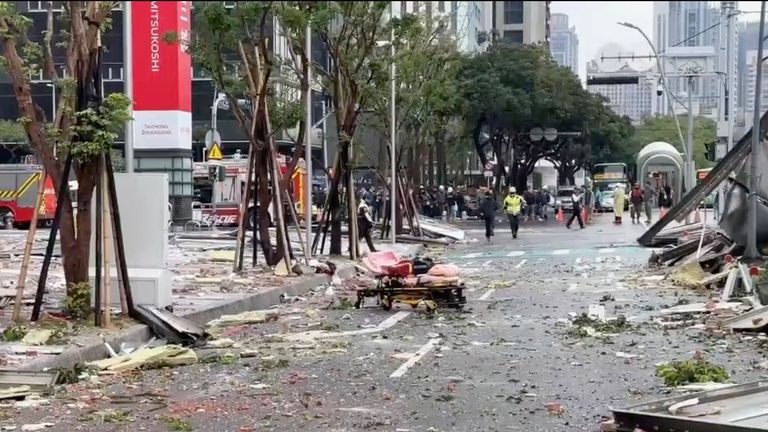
[0,370,59,394]
[721,305,768,331]
[719,179,768,247]
[613,380,768,432]
[417,218,465,241]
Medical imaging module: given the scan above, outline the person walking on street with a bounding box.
[566,186,585,229]
[643,179,656,224]
[437,185,447,220]
[503,187,525,238]
[480,190,498,243]
[583,180,594,224]
[357,199,377,253]
[523,187,535,221]
[613,183,625,224]
[629,182,644,224]
[446,187,458,221]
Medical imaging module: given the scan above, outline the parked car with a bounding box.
[555,187,575,211]
[599,189,615,212]
[464,195,481,218]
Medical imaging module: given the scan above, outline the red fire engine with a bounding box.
[0,164,57,229]
[191,155,315,228]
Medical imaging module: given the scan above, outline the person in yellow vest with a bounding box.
[503,187,525,239]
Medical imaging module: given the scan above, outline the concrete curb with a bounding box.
[15,251,409,372]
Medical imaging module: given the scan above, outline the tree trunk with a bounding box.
[329,139,348,256]
[428,145,434,187]
[255,146,276,265]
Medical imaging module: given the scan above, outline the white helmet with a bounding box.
[509,187,517,194]
[439,185,445,192]
[447,187,454,193]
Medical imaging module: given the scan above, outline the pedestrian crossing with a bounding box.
[451,247,642,261]
[446,246,654,276]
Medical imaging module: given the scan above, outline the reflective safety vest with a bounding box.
[503,195,523,215]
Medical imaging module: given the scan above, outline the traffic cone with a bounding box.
[555,207,564,223]
[660,207,667,219]
[581,208,587,223]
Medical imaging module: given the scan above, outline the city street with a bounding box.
[8,211,765,432]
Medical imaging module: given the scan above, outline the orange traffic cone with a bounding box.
[659,207,668,219]
[581,208,587,223]
[555,207,564,223]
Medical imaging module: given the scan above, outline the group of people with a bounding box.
[611,180,673,225]
[478,185,585,242]
[416,185,465,221]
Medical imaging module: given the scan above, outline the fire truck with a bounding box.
[192,155,318,228]
[0,164,57,229]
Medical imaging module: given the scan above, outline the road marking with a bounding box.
[465,261,476,267]
[598,248,616,254]
[481,260,493,267]
[641,221,649,228]
[285,311,411,341]
[478,289,495,301]
[575,257,582,264]
[462,252,484,259]
[506,251,525,257]
[567,283,577,291]
[553,249,570,255]
[515,259,527,268]
[390,338,440,378]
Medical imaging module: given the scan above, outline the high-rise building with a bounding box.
[489,1,550,44]
[743,49,768,116]
[549,13,578,73]
[738,20,759,111]
[586,56,655,123]
[652,1,722,116]
[392,1,490,53]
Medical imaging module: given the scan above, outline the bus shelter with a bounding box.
[636,141,684,204]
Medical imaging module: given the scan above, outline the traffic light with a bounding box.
[704,141,716,162]
[586,75,640,86]
[208,165,225,182]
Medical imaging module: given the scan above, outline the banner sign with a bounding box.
[131,1,192,150]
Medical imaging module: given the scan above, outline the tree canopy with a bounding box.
[459,42,632,188]
[627,115,715,170]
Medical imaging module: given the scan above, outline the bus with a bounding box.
[592,163,630,191]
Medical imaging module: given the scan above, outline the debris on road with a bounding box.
[206,310,279,328]
[87,344,197,372]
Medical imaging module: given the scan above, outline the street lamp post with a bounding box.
[123,0,133,173]
[304,24,313,261]
[389,3,396,246]
[745,0,766,260]
[617,22,689,189]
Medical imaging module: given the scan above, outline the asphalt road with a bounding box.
[9,212,766,432]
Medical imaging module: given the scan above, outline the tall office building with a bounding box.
[490,1,550,44]
[652,1,722,116]
[549,13,578,73]
[392,1,490,53]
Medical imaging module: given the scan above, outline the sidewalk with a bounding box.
[0,229,425,371]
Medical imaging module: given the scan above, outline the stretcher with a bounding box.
[356,252,466,312]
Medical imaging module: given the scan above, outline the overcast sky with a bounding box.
[550,1,764,81]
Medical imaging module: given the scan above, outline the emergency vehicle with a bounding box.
[192,154,318,228]
[0,164,57,229]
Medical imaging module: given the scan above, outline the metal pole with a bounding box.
[686,76,695,193]
[746,0,766,260]
[322,97,329,191]
[123,1,134,173]
[725,1,735,152]
[50,83,56,122]
[390,2,396,245]
[304,24,313,261]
